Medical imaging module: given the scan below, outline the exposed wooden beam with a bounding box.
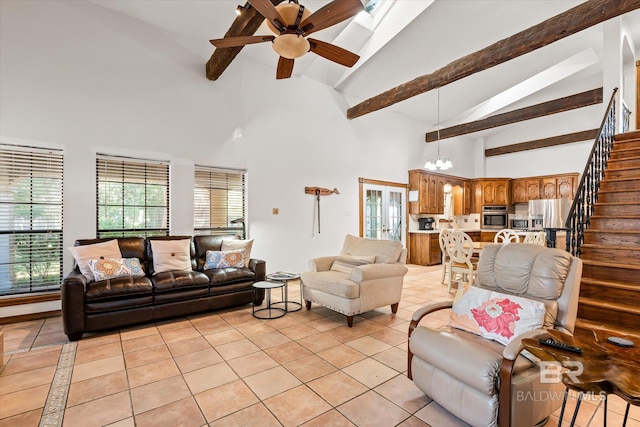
[346,0,640,119]
[485,129,599,157]
[206,0,286,81]
[425,88,603,142]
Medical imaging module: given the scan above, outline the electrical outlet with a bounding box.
[272,208,279,215]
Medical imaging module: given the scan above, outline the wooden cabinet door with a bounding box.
[512,179,526,204]
[542,178,557,198]
[409,234,423,265]
[436,177,445,214]
[419,174,431,214]
[472,180,483,213]
[481,231,497,242]
[494,180,510,205]
[463,181,472,215]
[429,234,442,265]
[556,175,576,198]
[427,174,438,213]
[466,231,481,242]
[408,171,421,215]
[526,179,541,200]
[482,181,496,205]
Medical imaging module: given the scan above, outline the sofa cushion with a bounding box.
[300,270,360,299]
[449,283,546,346]
[203,267,255,287]
[150,239,192,273]
[87,258,145,281]
[330,254,375,274]
[151,270,209,292]
[68,239,122,281]
[204,249,246,270]
[221,239,253,262]
[340,234,403,263]
[85,276,153,302]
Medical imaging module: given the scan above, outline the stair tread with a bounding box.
[614,130,640,141]
[581,277,640,290]
[590,214,640,218]
[579,297,640,314]
[580,243,640,250]
[575,319,640,339]
[593,201,640,205]
[585,229,640,234]
[582,259,640,269]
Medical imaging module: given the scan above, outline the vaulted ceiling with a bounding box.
[89,0,640,136]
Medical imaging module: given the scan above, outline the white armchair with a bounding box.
[301,235,408,327]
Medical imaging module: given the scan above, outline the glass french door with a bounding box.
[362,184,405,245]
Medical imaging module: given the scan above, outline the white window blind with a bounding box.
[194,166,246,237]
[0,144,63,295]
[96,156,169,238]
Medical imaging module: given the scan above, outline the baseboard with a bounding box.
[0,310,61,325]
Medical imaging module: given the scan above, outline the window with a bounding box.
[96,155,169,238]
[0,144,63,295]
[194,166,246,237]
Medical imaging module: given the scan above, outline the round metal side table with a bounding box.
[252,280,286,319]
[267,272,302,312]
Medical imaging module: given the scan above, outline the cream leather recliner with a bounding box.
[301,234,408,327]
[408,243,582,427]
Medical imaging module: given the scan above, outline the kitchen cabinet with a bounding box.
[408,170,446,215]
[512,179,527,204]
[480,231,497,242]
[510,173,579,204]
[470,180,483,213]
[481,179,511,206]
[463,181,472,215]
[409,233,442,266]
[526,180,541,200]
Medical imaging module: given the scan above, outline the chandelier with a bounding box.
[425,88,452,171]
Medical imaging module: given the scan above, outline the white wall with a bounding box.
[0,0,424,283]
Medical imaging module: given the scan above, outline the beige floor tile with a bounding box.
[32,330,67,347]
[306,316,344,332]
[264,341,313,364]
[264,385,332,427]
[346,336,392,356]
[7,344,60,360]
[260,314,301,330]
[0,348,60,376]
[0,384,49,419]
[173,347,223,373]
[324,325,370,343]
[155,319,193,333]
[279,323,320,340]
[3,337,35,353]
[215,338,260,360]
[194,379,259,422]
[307,370,368,407]
[161,326,202,344]
[105,417,135,427]
[414,401,470,427]
[119,325,159,341]
[127,358,181,388]
[62,390,132,427]
[183,361,238,394]
[219,310,260,328]
[67,371,129,407]
[243,366,302,400]
[374,374,432,413]
[134,396,205,427]
[301,409,356,427]
[370,327,409,346]
[396,415,431,426]
[123,344,171,369]
[191,317,233,335]
[120,334,165,353]
[226,350,279,377]
[371,346,408,373]
[316,344,367,369]
[203,329,245,347]
[75,341,123,365]
[130,376,191,415]
[342,358,399,388]
[236,321,276,337]
[0,365,56,395]
[284,354,337,382]
[71,355,125,383]
[76,333,120,350]
[297,333,341,353]
[166,335,210,357]
[207,402,281,427]
[249,330,292,350]
[338,390,410,427]
[0,407,42,427]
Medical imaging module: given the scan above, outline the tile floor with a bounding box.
[1,264,639,427]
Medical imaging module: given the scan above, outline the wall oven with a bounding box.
[482,206,508,230]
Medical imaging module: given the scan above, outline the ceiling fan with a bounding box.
[209,0,364,79]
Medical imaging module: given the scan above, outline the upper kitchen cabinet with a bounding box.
[409,170,444,214]
[511,173,579,203]
[512,179,526,204]
[526,179,541,201]
[481,179,511,206]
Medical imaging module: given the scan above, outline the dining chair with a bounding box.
[446,230,477,292]
[494,228,520,243]
[438,229,452,284]
[523,230,546,246]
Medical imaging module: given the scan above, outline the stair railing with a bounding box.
[565,87,618,256]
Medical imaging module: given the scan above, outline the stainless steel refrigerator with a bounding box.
[528,199,571,229]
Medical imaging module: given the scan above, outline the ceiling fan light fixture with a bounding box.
[272,34,310,59]
[236,5,243,15]
[266,2,312,35]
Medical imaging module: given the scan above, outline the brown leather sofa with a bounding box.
[61,235,265,341]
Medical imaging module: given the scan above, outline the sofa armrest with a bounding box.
[350,262,408,283]
[309,256,337,272]
[60,271,87,340]
[248,258,266,282]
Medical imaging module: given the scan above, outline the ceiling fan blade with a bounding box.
[299,0,364,36]
[249,0,287,32]
[308,38,359,67]
[276,57,294,79]
[209,35,275,48]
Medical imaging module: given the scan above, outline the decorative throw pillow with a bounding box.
[150,239,192,274]
[203,249,245,270]
[221,239,254,262]
[87,258,145,281]
[68,239,122,281]
[449,283,546,346]
[330,254,376,274]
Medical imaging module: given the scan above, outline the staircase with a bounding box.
[575,130,640,338]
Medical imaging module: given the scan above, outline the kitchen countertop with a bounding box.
[409,229,543,234]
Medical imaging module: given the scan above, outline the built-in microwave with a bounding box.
[482,206,508,230]
[511,219,529,230]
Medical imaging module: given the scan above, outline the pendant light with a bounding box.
[425,88,452,171]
